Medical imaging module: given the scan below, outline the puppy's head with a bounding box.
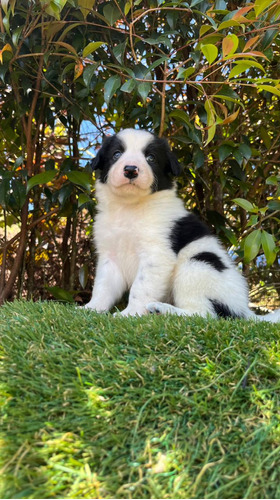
[91,129,182,198]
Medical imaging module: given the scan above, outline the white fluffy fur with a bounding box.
[85,129,280,323]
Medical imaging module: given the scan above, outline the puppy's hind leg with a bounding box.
[168,257,248,319]
[147,256,249,319]
[147,300,211,317]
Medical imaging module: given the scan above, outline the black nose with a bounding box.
[123,165,139,179]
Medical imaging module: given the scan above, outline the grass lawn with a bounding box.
[0,300,280,499]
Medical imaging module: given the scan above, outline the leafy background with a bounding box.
[0,0,279,307]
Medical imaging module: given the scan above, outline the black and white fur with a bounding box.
[85,128,280,323]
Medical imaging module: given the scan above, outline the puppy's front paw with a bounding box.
[114,306,147,317]
[146,302,163,314]
[147,302,174,315]
[83,302,107,312]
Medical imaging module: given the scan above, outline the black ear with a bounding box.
[90,148,103,171]
[167,151,183,176]
[90,134,113,170]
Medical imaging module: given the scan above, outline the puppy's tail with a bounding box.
[247,308,280,323]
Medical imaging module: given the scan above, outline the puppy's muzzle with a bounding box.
[123,165,139,179]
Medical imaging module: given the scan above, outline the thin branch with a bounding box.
[0,6,4,33]
[0,208,58,254]
[0,201,29,305]
[159,61,168,137]
[131,6,191,25]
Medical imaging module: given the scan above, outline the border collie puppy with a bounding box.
[85,128,280,323]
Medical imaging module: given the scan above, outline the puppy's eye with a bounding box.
[146,153,156,163]
[112,151,122,161]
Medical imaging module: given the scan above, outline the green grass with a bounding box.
[0,301,280,499]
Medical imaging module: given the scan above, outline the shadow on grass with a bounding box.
[0,301,280,499]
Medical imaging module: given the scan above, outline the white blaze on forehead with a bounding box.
[117,129,154,151]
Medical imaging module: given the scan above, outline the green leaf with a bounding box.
[53,41,78,57]
[66,171,92,192]
[246,214,258,228]
[44,0,68,19]
[83,64,97,87]
[82,41,105,58]
[257,85,280,97]
[217,19,240,31]
[113,41,126,64]
[137,82,152,102]
[12,180,26,209]
[0,0,9,15]
[193,147,204,168]
[231,60,265,70]
[206,124,216,145]
[229,61,265,79]
[78,0,95,19]
[177,66,195,80]
[0,178,10,208]
[191,0,204,6]
[169,110,191,127]
[218,144,233,162]
[260,127,271,148]
[238,144,252,160]
[145,56,168,74]
[120,78,136,93]
[78,193,91,207]
[232,149,243,166]
[261,28,278,50]
[124,1,131,15]
[57,22,81,41]
[45,286,75,303]
[205,100,216,145]
[221,227,238,246]
[61,62,75,79]
[12,26,23,46]
[79,265,89,289]
[244,229,262,263]
[215,86,240,100]
[261,230,277,266]
[104,75,121,105]
[201,44,218,65]
[233,198,254,211]
[268,200,280,211]
[27,171,57,193]
[254,0,275,17]
[266,175,279,185]
[200,25,213,37]
[58,184,73,205]
[103,3,120,25]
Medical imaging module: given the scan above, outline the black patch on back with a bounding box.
[191,251,227,272]
[170,214,211,254]
[91,135,125,183]
[210,300,241,319]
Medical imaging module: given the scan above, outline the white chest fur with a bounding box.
[93,183,185,286]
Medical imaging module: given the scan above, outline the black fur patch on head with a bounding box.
[191,251,228,272]
[210,300,242,319]
[144,136,182,192]
[170,214,212,254]
[91,135,125,183]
